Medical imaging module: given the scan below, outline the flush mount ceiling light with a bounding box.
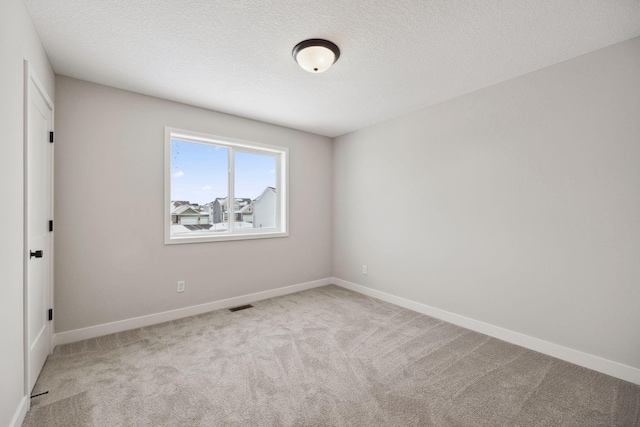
[292,39,340,73]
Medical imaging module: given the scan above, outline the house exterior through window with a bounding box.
[164,128,288,244]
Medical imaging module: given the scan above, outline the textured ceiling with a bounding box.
[23,0,640,137]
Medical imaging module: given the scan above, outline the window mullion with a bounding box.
[275,154,281,229]
[228,148,235,233]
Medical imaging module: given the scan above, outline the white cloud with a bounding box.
[202,185,212,190]
[173,171,184,178]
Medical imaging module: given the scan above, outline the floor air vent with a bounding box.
[229,304,253,312]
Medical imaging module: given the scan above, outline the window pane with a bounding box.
[234,151,276,229]
[165,128,287,244]
[170,139,228,236]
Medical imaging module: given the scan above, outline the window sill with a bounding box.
[165,230,288,245]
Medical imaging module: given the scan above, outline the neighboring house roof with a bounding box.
[209,197,226,206]
[253,186,276,202]
[210,197,253,212]
[210,197,228,207]
[238,203,253,213]
[172,205,207,216]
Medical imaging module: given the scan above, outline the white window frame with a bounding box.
[164,127,289,244]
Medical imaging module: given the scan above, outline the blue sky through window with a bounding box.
[171,139,275,205]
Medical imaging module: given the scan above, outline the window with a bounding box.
[165,128,288,244]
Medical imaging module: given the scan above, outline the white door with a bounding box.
[25,62,54,393]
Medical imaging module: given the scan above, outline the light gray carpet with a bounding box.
[24,285,640,426]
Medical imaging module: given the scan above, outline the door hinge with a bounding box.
[48,309,53,321]
[49,131,54,143]
[49,220,53,232]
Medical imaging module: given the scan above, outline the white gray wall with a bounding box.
[0,0,55,425]
[333,37,640,370]
[54,76,333,333]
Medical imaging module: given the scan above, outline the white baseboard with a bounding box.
[54,278,332,347]
[333,277,640,386]
[9,395,29,427]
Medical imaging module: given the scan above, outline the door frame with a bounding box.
[23,60,55,396]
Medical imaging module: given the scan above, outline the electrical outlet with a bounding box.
[362,265,368,275]
[177,280,185,293]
